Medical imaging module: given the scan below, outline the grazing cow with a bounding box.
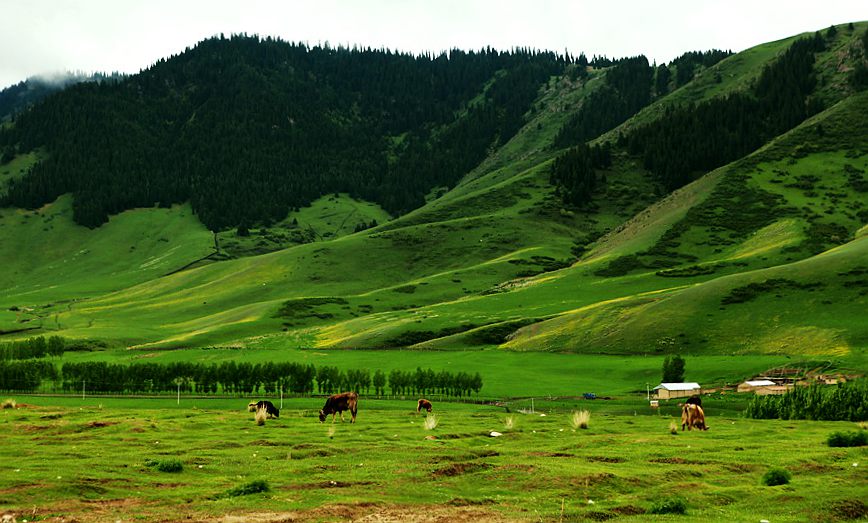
[417,398,433,413]
[247,400,279,418]
[680,403,708,431]
[319,392,358,423]
[685,395,702,407]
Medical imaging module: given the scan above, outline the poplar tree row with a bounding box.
[0,335,66,360]
[0,359,483,397]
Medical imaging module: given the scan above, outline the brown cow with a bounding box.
[681,403,708,431]
[417,398,433,413]
[319,392,358,423]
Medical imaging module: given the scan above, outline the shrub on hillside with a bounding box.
[649,496,687,514]
[827,430,868,447]
[761,468,792,486]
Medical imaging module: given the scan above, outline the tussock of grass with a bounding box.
[219,480,270,498]
[570,410,590,430]
[423,414,438,430]
[1,399,15,409]
[649,496,687,514]
[761,467,792,486]
[255,408,267,426]
[145,458,183,473]
[669,421,678,435]
[503,415,516,430]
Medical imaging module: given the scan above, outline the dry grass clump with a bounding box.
[669,421,679,435]
[570,410,590,430]
[503,415,516,430]
[1,399,15,409]
[424,414,439,430]
[255,408,267,426]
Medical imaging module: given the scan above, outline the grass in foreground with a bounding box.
[1,397,865,522]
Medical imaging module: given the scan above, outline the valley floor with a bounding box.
[1,397,865,522]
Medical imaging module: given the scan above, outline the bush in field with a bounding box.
[145,458,183,473]
[155,459,184,473]
[762,468,792,486]
[222,480,270,498]
[649,496,687,514]
[745,379,868,421]
[827,430,868,447]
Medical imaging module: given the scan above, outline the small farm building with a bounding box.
[653,382,701,400]
[738,379,791,395]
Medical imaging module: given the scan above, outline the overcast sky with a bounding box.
[1,0,865,89]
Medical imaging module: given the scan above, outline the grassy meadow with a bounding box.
[2,397,866,522]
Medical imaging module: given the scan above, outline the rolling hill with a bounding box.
[0,22,866,370]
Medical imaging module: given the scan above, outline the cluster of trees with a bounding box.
[0,359,483,397]
[56,361,318,395]
[0,34,568,230]
[553,56,654,148]
[665,49,732,92]
[387,367,483,398]
[625,33,826,191]
[661,355,686,383]
[549,142,611,206]
[0,360,58,391]
[0,72,125,122]
[745,380,867,421]
[0,335,66,360]
[851,27,868,89]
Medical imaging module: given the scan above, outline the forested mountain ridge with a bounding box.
[0,23,866,359]
[0,72,124,124]
[0,35,567,229]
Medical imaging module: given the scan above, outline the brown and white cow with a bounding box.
[319,392,358,423]
[681,403,708,431]
[417,398,433,413]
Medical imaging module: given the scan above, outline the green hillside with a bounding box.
[0,22,866,375]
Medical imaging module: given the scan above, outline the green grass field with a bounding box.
[1,397,866,522]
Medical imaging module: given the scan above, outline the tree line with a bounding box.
[0,359,483,398]
[0,34,567,230]
[0,335,67,360]
[553,55,654,148]
[744,379,867,422]
[624,33,827,191]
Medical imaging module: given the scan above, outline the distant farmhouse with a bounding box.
[653,382,701,400]
[737,379,791,395]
